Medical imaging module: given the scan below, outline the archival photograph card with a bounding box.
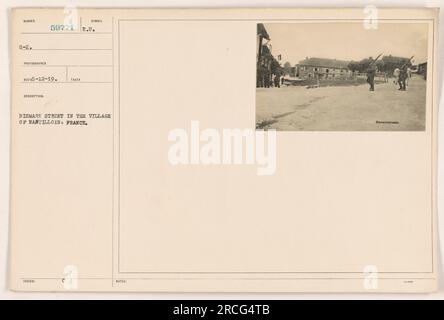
[9,7,439,292]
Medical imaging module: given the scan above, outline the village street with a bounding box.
[256,75,426,131]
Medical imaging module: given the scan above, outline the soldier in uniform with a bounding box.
[393,68,400,86]
[366,59,376,91]
[259,65,267,88]
[274,72,281,88]
[264,67,270,88]
[398,65,408,91]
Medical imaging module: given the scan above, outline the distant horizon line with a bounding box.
[281,55,426,67]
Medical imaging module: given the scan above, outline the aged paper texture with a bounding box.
[9,7,439,292]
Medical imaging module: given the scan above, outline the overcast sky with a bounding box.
[264,22,429,66]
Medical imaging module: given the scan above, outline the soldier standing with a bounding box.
[393,68,400,86]
[274,72,281,88]
[365,54,383,91]
[398,56,414,91]
[264,67,270,88]
[366,61,376,91]
[256,66,263,88]
[260,65,267,88]
[398,65,408,91]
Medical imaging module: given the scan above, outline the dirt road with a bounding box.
[256,75,426,131]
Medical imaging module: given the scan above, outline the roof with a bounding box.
[257,23,270,40]
[298,57,350,69]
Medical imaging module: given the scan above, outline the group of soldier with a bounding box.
[366,56,412,92]
[257,65,282,88]
[393,66,411,91]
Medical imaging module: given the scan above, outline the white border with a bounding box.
[1,0,443,299]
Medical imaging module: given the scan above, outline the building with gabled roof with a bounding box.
[296,57,352,79]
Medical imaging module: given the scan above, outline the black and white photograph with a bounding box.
[256,22,429,131]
